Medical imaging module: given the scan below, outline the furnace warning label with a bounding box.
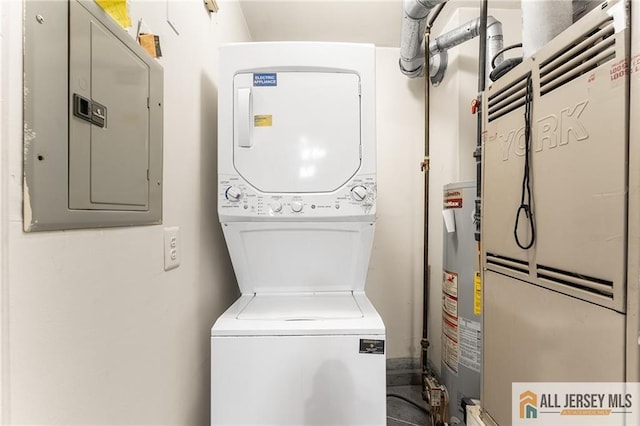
[459,317,481,373]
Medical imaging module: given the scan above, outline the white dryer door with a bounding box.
[233,72,361,193]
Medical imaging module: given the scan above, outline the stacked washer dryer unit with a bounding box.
[212,43,385,426]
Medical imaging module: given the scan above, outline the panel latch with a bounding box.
[73,93,107,128]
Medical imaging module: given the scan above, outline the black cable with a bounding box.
[514,74,536,250]
[491,43,523,69]
[386,393,431,415]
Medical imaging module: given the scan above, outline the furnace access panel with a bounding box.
[23,0,163,231]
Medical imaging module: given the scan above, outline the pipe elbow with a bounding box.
[404,0,444,19]
[399,59,425,78]
[399,0,446,78]
[486,15,505,68]
[486,15,503,37]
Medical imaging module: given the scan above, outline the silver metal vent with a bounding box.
[487,73,529,122]
[539,16,616,96]
[536,264,614,299]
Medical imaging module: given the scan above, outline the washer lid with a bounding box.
[237,293,363,321]
[233,71,362,193]
[211,293,385,336]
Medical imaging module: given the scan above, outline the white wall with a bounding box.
[0,0,250,424]
[427,7,522,375]
[0,1,9,422]
[368,47,425,359]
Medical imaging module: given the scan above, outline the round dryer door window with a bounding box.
[232,71,362,193]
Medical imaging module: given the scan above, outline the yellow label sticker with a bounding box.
[474,271,482,315]
[95,0,132,28]
[254,115,273,127]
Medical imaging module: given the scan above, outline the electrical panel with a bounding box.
[24,0,163,231]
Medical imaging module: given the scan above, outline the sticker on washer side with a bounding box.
[359,339,385,354]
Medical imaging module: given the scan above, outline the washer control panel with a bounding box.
[219,174,376,219]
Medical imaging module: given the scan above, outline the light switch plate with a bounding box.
[164,226,180,271]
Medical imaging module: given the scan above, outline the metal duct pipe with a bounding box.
[522,0,573,57]
[428,15,504,85]
[399,0,448,77]
[474,0,488,243]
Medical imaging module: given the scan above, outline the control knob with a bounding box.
[291,201,303,213]
[351,185,368,202]
[270,201,283,213]
[225,186,242,202]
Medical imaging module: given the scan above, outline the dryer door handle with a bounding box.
[237,88,253,148]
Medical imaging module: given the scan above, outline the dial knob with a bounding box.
[270,201,283,213]
[351,185,368,201]
[225,186,242,202]
[291,201,303,213]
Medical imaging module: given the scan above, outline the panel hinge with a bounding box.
[147,169,150,180]
[147,97,150,109]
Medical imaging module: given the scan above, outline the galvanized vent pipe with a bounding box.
[399,0,504,86]
[399,0,448,77]
[428,15,504,86]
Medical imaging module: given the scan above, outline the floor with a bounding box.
[386,358,430,426]
[386,384,429,426]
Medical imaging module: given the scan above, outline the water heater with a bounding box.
[441,181,482,423]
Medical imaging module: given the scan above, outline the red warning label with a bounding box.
[444,190,463,209]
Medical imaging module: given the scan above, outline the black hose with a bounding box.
[491,43,523,69]
[514,74,536,250]
[386,393,431,415]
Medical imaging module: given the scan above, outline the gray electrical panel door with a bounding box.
[69,5,150,209]
[24,0,163,231]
